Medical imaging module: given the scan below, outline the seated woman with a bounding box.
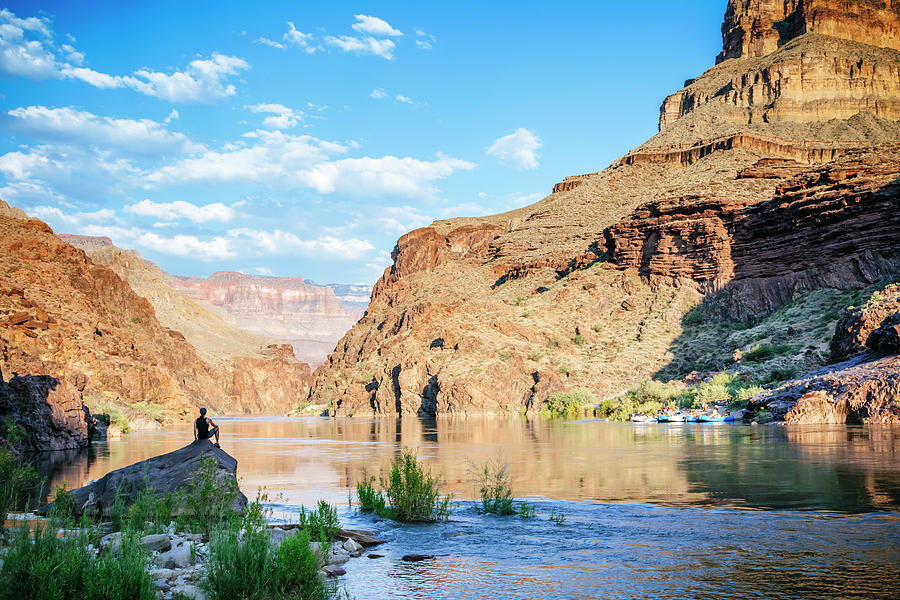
[193,407,220,448]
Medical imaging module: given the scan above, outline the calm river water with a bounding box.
[27,417,900,599]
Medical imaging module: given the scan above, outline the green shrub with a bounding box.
[0,429,37,529]
[129,402,164,422]
[297,500,340,543]
[273,528,324,599]
[356,471,385,513]
[179,456,241,535]
[0,521,155,600]
[518,502,536,519]
[382,449,452,522]
[205,519,273,600]
[476,459,515,516]
[765,367,798,384]
[90,400,130,433]
[549,508,566,525]
[573,334,585,346]
[527,351,544,361]
[545,389,596,417]
[745,344,792,362]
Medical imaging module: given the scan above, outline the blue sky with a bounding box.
[0,1,724,284]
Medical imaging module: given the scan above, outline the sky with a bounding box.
[0,1,725,284]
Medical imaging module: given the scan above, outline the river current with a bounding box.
[27,417,900,599]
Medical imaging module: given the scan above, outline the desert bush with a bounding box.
[297,500,340,543]
[0,521,155,600]
[180,456,241,535]
[356,471,385,513]
[545,389,595,417]
[382,449,452,522]
[0,425,37,529]
[475,459,515,516]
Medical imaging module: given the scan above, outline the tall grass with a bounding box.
[355,449,452,522]
[0,425,37,529]
[204,499,329,600]
[297,500,340,543]
[0,521,155,600]
[475,459,515,516]
[355,470,385,513]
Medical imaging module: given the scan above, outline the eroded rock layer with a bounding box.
[170,272,362,367]
[307,1,900,419]
[0,209,310,438]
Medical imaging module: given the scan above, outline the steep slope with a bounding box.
[0,208,310,442]
[307,0,900,418]
[169,272,364,367]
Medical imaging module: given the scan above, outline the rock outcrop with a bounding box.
[169,272,365,367]
[0,373,89,451]
[830,282,900,360]
[306,2,900,417]
[717,0,900,62]
[605,151,900,319]
[0,206,309,439]
[745,354,900,423]
[60,236,313,414]
[38,439,248,517]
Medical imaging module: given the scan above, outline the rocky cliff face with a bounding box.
[58,235,313,417]
[306,1,900,420]
[717,0,900,62]
[170,272,363,367]
[0,209,310,445]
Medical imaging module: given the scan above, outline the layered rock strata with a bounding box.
[170,272,363,367]
[0,207,310,440]
[304,1,900,418]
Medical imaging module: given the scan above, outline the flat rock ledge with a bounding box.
[38,439,248,517]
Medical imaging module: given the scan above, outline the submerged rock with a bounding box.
[37,439,248,517]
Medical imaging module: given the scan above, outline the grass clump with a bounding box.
[573,334,585,346]
[0,424,37,530]
[544,389,596,417]
[297,500,340,543]
[89,399,130,433]
[363,449,452,522]
[475,459,515,516]
[205,505,329,600]
[0,521,155,600]
[355,470,385,513]
[129,401,164,422]
[744,344,793,362]
[180,456,241,536]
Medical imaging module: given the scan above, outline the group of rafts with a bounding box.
[631,403,736,423]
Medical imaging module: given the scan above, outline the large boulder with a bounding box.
[38,439,248,517]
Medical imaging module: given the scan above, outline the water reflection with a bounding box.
[28,417,900,513]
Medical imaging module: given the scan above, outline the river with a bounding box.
[26,417,900,599]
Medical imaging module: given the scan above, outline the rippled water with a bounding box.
[26,417,900,599]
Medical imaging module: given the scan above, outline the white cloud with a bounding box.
[126,199,236,223]
[284,22,317,52]
[254,266,273,275]
[395,94,412,104]
[370,88,419,106]
[370,205,432,234]
[439,203,486,217]
[4,106,202,156]
[487,128,542,169]
[229,228,375,260]
[370,87,388,99]
[0,9,58,79]
[298,154,476,197]
[143,130,347,187]
[60,44,84,66]
[325,35,396,60]
[256,37,285,50]
[246,103,301,129]
[163,109,179,124]
[29,205,118,230]
[351,15,402,37]
[137,231,235,259]
[414,29,436,50]
[62,53,249,103]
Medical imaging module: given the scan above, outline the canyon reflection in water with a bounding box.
[29,417,900,600]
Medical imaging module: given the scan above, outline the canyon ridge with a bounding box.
[307,0,900,423]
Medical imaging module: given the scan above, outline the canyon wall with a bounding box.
[0,210,310,448]
[306,0,900,420]
[170,272,363,367]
